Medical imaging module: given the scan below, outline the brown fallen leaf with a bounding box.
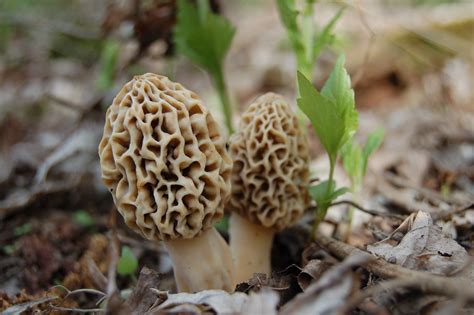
[367,211,469,275]
[241,289,279,315]
[279,254,371,315]
[118,267,161,315]
[148,289,249,314]
[297,259,332,291]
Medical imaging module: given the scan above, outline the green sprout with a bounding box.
[276,0,343,82]
[117,246,138,276]
[341,128,384,236]
[73,210,95,228]
[97,39,120,90]
[297,54,358,236]
[174,0,236,134]
[14,223,32,236]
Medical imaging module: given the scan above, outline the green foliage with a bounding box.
[3,243,17,255]
[297,55,358,166]
[14,223,32,236]
[214,215,229,232]
[341,128,385,189]
[117,246,138,276]
[276,0,343,79]
[174,0,235,133]
[174,0,235,77]
[73,210,95,228]
[297,54,357,231]
[309,180,349,213]
[97,39,120,90]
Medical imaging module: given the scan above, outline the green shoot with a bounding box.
[276,0,343,81]
[297,54,358,235]
[341,128,384,238]
[174,0,236,134]
[97,39,119,90]
[117,246,138,276]
[342,128,385,190]
[73,210,95,228]
[14,223,32,236]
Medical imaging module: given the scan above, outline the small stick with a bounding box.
[329,200,406,220]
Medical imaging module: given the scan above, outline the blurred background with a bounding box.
[0,0,473,308]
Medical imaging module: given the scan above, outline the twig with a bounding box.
[329,200,406,220]
[49,305,105,313]
[384,172,466,206]
[431,203,474,221]
[342,277,467,313]
[314,232,474,303]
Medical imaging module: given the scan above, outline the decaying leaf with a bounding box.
[117,267,161,315]
[280,253,371,315]
[0,296,58,315]
[241,289,279,315]
[297,259,332,291]
[148,289,249,314]
[367,211,469,275]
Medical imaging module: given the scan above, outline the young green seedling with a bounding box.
[297,54,358,236]
[341,128,384,236]
[174,0,236,134]
[276,0,343,81]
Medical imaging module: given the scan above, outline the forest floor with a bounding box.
[0,1,473,314]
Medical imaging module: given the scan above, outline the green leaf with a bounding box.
[214,214,229,232]
[117,246,138,276]
[14,223,32,236]
[297,55,358,165]
[276,0,304,58]
[331,186,350,200]
[341,141,363,186]
[309,180,335,207]
[363,128,385,160]
[312,8,344,62]
[309,180,349,218]
[97,39,119,90]
[73,210,95,228]
[362,128,384,174]
[174,0,235,76]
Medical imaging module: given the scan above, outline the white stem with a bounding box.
[163,227,234,292]
[229,213,275,285]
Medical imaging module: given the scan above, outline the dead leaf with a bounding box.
[297,259,332,291]
[279,254,371,315]
[367,211,469,275]
[241,289,279,315]
[0,296,57,315]
[148,289,249,314]
[119,267,161,315]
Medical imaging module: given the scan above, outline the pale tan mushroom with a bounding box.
[98,73,234,292]
[228,93,310,284]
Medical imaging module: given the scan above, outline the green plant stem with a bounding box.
[311,155,336,240]
[197,0,210,23]
[212,68,234,134]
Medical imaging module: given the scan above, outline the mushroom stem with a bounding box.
[229,212,275,285]
[163,227,234,292]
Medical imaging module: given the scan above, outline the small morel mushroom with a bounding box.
[228,93,310,284]
[98,73,234,292]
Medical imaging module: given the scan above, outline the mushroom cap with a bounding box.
[229,93,310,231]
[98,73,232,241]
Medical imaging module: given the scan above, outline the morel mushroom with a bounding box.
[98,73,234,292]
[228,93,310,284]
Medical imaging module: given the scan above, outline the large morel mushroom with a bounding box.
[229,93,310,284]
[98,73,234,292]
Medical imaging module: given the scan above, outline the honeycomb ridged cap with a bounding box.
[99,73,232,240]
[229,93,310,230]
